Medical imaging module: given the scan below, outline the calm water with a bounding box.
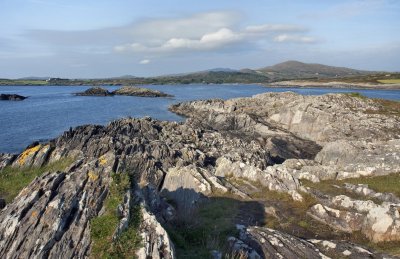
[1,84,399,153]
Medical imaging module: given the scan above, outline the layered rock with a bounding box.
[229,225,393,259]
[0,92,399,258]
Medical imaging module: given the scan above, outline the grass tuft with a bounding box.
[90,173,141,259]
[0,157,74,203]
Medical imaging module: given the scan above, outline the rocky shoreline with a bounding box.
[0,92,399,258]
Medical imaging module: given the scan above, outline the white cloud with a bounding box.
[115,12,317,55]
[273,34,317,43]
[139,59,150,64]
[245,24,306,33]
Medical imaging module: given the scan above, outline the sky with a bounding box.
[0,0,399,78]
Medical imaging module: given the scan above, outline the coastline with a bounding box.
[266,80,400,90]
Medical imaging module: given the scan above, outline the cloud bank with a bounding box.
[114,11,317,54]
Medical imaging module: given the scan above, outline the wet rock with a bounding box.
[0,93,27,101]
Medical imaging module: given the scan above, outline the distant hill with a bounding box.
[2,60,384,86]
[17,76,49,80]
[251,60,372,81]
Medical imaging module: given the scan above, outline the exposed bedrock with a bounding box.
[0,92,399,258]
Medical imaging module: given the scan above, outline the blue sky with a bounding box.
[0,0,399,78]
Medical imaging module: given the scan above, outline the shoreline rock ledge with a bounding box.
[0,92,399,258]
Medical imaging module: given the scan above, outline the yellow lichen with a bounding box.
[99,155,107,166]
[88,171,99,181]
[17,144,41,165]
[31,210,38,218]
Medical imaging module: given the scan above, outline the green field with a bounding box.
[378,79,400,84]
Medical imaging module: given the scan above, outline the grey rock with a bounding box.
[0,153,16,170]
[113,86,173,97]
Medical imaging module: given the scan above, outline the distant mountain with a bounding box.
[252,60,372,80]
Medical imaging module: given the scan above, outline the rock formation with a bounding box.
[0,93,28,101]
[74,87,113,96]
[75,86,173,97]
[0,92,399,258]
[113,86,173,97]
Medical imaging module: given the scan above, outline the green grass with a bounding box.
[0,158,74,203]
[345,173,400,197]
[345,92,367,99]
[166,197,240,258]
[303,172,400,199]
[90,173,141,259]
[378,79,400,84]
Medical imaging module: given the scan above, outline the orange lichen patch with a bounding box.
[17,144,41,165]
[31,210,38,218]
[88,171,99,181]
[98,155,107,166]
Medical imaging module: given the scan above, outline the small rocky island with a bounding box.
[113,86,173,97]
[0,93,27,101]
[0,92,399,258]
[75,86,173,97]
[75,87,113,96]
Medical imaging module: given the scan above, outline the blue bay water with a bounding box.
[0,84,399,153]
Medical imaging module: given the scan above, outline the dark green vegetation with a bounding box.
[90,173,141,259]
[255,60,371,81]
[166,197,242,258]
[0,158,74,203]
[2,61,397,86]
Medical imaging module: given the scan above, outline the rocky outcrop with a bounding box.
[75,86,173,98]
[75,87,113,96]
[307,193,400,243]
[229,225,393,259]
[0,153,16,170]
[170,92,399,143]
[0,92,399,258]
[0,93,27,101]
[113,86,173,97]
